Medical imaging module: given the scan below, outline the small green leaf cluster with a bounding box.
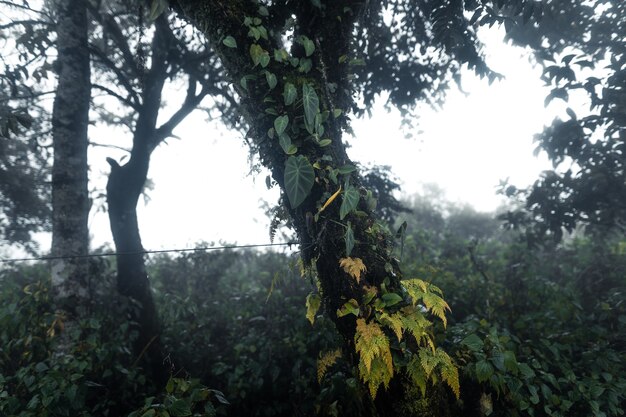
[128,378,228,417]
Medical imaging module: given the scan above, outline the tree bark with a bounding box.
[171,2,438,413]
[50,0,91,315]
[105,15,172,387]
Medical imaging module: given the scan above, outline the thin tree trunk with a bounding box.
[105,15,172,387]
[50,0,91,322]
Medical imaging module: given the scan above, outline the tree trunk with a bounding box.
[171,2,451,414]
[50,0,91,325]
[105,15,172,387]
[106,150,166,386]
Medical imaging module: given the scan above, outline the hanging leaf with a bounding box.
[265,71,277,89]
[283,82,297,106]
[249,44,264,66]
[319,185,341,213]
[284,156,314,208]
[222,35,237,48]
[306,293,321,324]
[340,186,360,220]
[381,293,403,307]
[274,115,289,136]
[302,83,319,130]
[345,222,355,256]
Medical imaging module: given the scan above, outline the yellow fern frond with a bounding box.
[436,348,460,399]
[359,355,393,398]
[422,292,451,327]
[406,356,428,397]
[339,257,367,283]
[354,318,394,398]
[379,312,404,341]
[419,348,439,379]
[317,349,342,382]
[306,293,321,325]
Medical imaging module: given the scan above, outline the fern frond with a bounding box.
[379,312,404,341]
[436,348,460,399]
[422,292,451,327]
[305,293,321,325]
[355,318,394,398]
[317,349,342,383]
[406,356,428,397]
[358,354,393,398]
[339,257,367,283]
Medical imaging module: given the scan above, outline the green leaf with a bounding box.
[274,115,289,135]
[503,350,518,372]
[222,36,237,48]
[284,156,314,208]
[461,334,484,352]
[381,293,403,307]
[274,48,289,62]
[337,165,356,175]
[306,293,321,324]
[475,360,494,383]
[168,399,192,416]
[299,36,315,57]
[310,0,322,8]
[333,108,343,118]
[249,44,264,66]
[340,186,360,220]
[265,72,277,89]
[345,222,355,256]
[318,138,332,147]
[149,0,168,20]
[337,298,360,317]
[298,58,312,73]
[260,52,270,67]
[283,82,297,106]
[302,83,319,132]
[258,5,269,16]
[279,133,297,154]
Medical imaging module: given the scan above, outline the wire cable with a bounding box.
[0,241,299,264]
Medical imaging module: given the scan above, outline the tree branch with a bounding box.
[154,77,209,142]
[92,83,140,111]
[85,2,141,77]
[88,46,141,108]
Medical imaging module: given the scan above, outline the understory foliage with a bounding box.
[2,194,624,416]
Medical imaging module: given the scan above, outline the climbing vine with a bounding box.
[165,0,462,403]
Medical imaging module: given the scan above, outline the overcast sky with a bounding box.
[81,27,560,252]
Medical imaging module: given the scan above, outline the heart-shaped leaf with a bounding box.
[340,186,359,220]
[265,71,277,89]
[283,82,297,106]
[274,115,289,136]
[302,83,319,132]
[284,156,314,208]
[222,36,237,48]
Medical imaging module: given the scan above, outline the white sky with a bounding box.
[74,27,560,252]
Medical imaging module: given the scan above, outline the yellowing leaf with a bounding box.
[339,257,367,283]
[317,349,342,382]
[306,293,321,325]
[319,186,341,213]
[355,319,393,398]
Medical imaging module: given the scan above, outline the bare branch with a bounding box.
[89,46,141,108]
[154,77,209,142]
[92,83,140,111]
[85,2,141,77]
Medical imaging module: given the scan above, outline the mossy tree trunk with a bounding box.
[50,0,91,348]
[172,1,458,414]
